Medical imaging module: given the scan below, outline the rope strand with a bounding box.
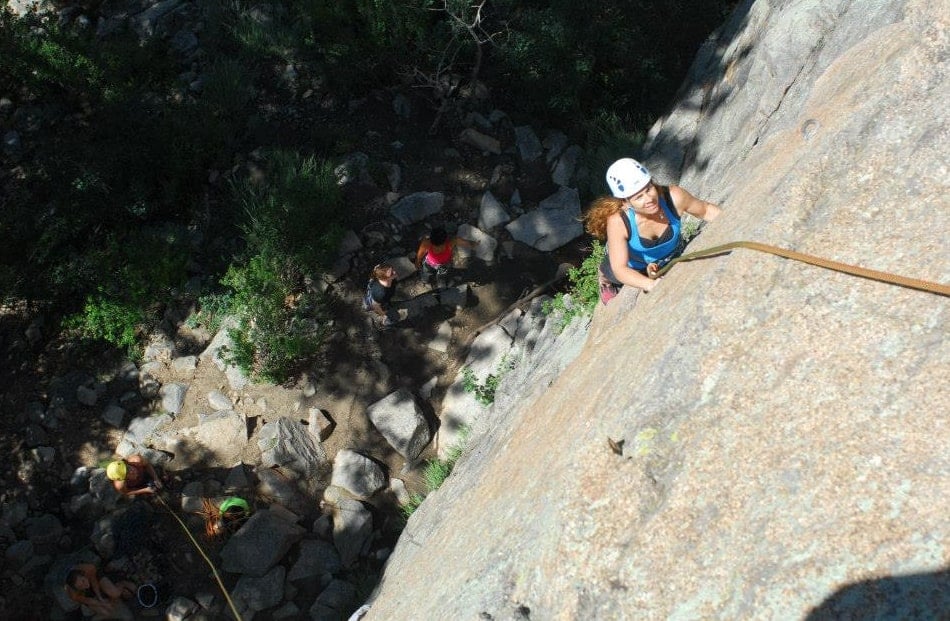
[652,240,950,297]
[153,493,243,620]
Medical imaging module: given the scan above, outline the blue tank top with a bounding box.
[623,195,681,269]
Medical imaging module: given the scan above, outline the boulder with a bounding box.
[365,389,432,462]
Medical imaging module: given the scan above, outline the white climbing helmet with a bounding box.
[605,158,651,198]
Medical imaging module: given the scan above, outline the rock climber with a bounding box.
[414,226,478,289]
[106,454,163,497]
[584,157,721,303]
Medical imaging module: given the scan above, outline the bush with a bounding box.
[65,293,145,355]
[544,239,606,328]
[218,150,345,383]
[221,254,328,384]
[461,357,515,407]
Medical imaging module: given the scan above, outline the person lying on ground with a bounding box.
[584,157,721,303]
[64,562,135,620]
[363,263,400,328]
[414,226,478,288]
[106,454,163,497]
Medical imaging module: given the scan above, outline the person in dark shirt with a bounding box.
[363,263,400,328]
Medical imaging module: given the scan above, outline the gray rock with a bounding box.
[258,417,330,478]
[165,596,199,621]
[208,390,233,411]
[32,446,55,465]
[232,565,285,612]
[309,579,357,620]
[333,151,371,186]
[76,385,98,406]
[366,389,432,462]
[477,191,511,230]
[160,383,188,415]
[225,463,250,491]
[180,482,205,513]
[389,191,445,225]
[132,0,182,38]
[101,404,126,428]
[514,125,543,162]
[459,128,502,155]
[4,540,33,569]
[543,130,570,163]
[332,499,373,569]
[455,224,497,264]
[170,355,198,377]
[287,539,341,584]
[255,467,307,514]
[143,335,175,361]
[220,510,305,577]
[550,144,583,187]
[307,408,335,442]
[389,478,411,506]
[504,186,583,251]
[197,410,248,453]
[428,322,452,354]
[330,450,386,498]
[2,129,21,154]
[337,230,363,256]
[363,2,950,619]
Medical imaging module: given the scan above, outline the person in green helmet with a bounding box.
[217,497,251,535]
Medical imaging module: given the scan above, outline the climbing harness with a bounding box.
[649,240,950,297]
[152,493,244,621]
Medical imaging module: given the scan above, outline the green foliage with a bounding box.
[581,112,646,197]
[461,357,515,406]
[218,150,344,383]
[221,254,327,384]
[65,293,145,354]
[185,292,234,333]
[401,427,470,519]
[234,149,345,268]
[61,227,188,352]
[483,0,734,124]
[544,240,606,328]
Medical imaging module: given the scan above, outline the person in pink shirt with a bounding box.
[414,227,477,288]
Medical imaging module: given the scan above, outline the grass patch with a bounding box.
[401,428,470,520]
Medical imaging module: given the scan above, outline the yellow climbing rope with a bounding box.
[153,493,243,621]
[651,241,950,297]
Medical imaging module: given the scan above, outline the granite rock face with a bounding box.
[365,1,950,619]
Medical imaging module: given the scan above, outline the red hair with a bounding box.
[583,195,625,240]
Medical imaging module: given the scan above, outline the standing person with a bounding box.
[584,158,721,303]
[414,227,477,288]
[362,263,400,329]
[106,454,163,497]
[64,563,135,620]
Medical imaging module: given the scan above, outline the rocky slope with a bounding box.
[363,1,950,619]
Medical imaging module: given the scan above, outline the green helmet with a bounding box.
[219,497,250,516]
